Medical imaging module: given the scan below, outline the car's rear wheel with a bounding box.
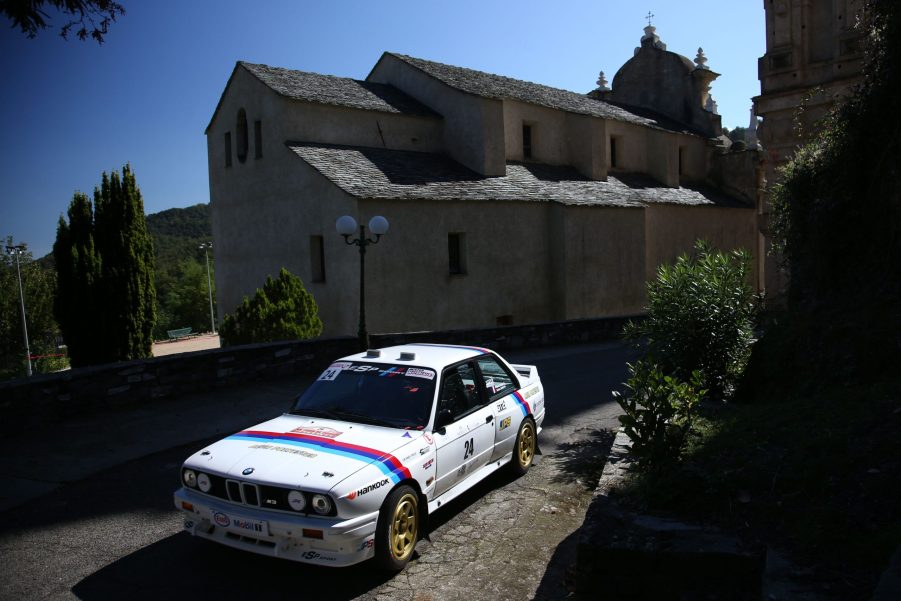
[374,484,419,571]
[510,417,536,476]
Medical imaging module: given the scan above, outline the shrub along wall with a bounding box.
[0,315,638,426]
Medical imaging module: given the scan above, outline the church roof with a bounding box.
[380,53,662,129]
[287,142,748,208]
[240,62,439,117]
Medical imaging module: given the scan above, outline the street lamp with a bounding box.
[5,244,32,377]
[336,215,389,349]
[199,242,216,334]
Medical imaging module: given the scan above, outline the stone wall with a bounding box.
[0,315,637,426]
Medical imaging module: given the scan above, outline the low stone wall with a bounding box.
[0,315,638,426]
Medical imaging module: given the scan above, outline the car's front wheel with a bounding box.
[510,417,536,476]
[374,484,419,571]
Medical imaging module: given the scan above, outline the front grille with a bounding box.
[195,473,336,517]
[225,532,277,548]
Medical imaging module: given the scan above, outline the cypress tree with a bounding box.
[53,165,156,366]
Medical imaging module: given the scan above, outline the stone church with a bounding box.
[207,26,763,337]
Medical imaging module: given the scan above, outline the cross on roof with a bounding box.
[646,11,654,26]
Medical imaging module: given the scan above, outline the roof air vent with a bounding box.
[365,350,381,358]
[398,352,416,361]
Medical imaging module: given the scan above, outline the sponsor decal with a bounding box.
[496,400,507,412]
[346,478,390,500]
[290,426,342,439]
[523,386,540,400]
[359,538,374,551]
[422,459,434,469]
[249,443,318,459]
[213,512,230,527]
[426,477,434,486]
[423,433,433,445]
[331,361,353,369]
[242,467,254,476]
[535,399,544,413]
[233,518,263,533]
[301,550,336,561]
[402,432,412,438]
[322,471,334,478]
[403,452,417,462]
[419,447,429,455]
[201,450,211,456]
[229,430,412,484]
[379,367,406,377]
[348,365,380,373]
[457,464,467,477]
[406,368,436,381]
[499,416,511,430]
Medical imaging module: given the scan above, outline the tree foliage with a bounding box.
[54,165,156,367]
[757,1,901,390]
[1,239,65,379]
[0,0,124,43]
[624,240,760,400]
[220,268,322,346]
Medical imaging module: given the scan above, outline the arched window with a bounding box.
[236,108,248,163]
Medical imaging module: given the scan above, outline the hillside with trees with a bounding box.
[145,203,218,339]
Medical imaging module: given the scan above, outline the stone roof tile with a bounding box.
[241,62,438,117]
[286,142,748,208]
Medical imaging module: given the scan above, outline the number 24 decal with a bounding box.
[463,437,475,460]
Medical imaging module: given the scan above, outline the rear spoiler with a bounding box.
[510,363,537,386]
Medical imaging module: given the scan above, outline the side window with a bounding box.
[476,356,515,398]
[438,363,482,420]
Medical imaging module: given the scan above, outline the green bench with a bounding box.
[167,327,193,340]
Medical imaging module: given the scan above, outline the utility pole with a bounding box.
[199,242,216,334]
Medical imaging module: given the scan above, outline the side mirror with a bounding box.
[434,408,454,434]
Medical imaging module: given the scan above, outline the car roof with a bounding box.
[337,343,490,372]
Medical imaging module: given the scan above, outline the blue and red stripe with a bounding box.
[229,430,412,483]
[510,390,532,417]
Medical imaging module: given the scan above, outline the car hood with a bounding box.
[184,414,424,492]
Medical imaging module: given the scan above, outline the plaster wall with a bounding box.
[606,121,649,173]
[643,204,758,286]
[646,129,678,187]
[565,113,608,181]
[501,100,568,164]
[558,206,647,318]
[368,55,506,176]
[677,135,708,183]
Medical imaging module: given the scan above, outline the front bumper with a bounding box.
[174,487,379,567]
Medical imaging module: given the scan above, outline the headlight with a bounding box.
[197,472,211,493]
[183,469,197,488]
[287,490,307,511]
[311,494,333,515]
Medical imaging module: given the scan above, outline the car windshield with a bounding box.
[290,361,437,429]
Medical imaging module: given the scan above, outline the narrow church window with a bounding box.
[254,120,263,159]
[224,132,232,168]
[448,233,467,275]
[236,108,249,163]
[678,146,684,177]
[610,137,618,168]
[310,235,325,282]
[522,124,533,159]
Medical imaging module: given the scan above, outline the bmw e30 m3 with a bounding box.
[174,343,545,570]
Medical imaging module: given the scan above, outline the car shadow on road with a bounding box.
[549,428,616,488]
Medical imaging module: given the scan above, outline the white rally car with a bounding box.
[174,343,545,570]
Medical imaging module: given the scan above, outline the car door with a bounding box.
[474,354,522,462]
[433,361,495,497]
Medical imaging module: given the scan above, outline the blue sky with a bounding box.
[1,1,765,258]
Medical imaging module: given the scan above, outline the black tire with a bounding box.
[374,484,419,571]
[510,417,536,476]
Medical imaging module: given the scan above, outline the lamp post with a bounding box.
[199,242,216,334]
[6,244,32,377]
[336,215,389,349]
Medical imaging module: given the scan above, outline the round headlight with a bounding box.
[311,494,333,515]
[183,469,197,488]
[287,490,307,512]
[197,472,211,493]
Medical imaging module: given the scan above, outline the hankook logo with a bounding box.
[347,478,390,500]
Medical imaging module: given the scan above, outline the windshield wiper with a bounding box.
[325,408,396,428]
[288,407,341,419]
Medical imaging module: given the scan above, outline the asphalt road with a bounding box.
[0,341,635,601]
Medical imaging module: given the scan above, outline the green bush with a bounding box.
[220,268,322,345]
[624,240,760,399]
[613,359,707,471]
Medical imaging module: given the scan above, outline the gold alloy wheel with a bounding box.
[518,420,535,467]
[390,492,418,560]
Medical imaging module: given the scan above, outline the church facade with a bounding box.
[207,27,763,337]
